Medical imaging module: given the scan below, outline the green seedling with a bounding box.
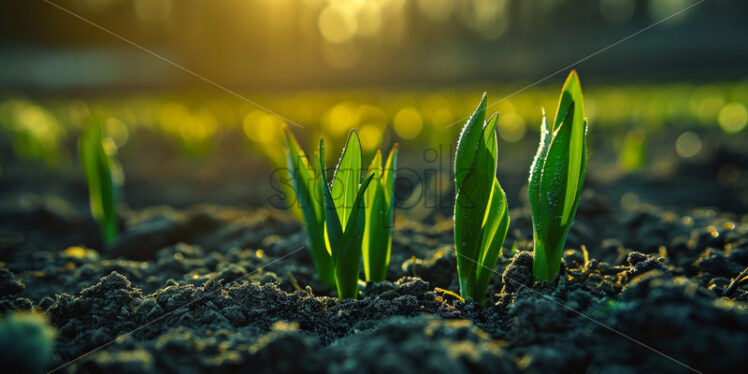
[529,70,588,282]
[619,128,646,172]
[319,131,374,299]
[454,94,510,305]
[284,128,334,287]
[362,144,398,282]
[79,121,120,248]
[285,128,375,298]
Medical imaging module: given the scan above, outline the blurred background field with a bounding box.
[1,0,747,213]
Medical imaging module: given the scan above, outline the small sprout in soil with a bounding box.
[362,143,398,282]
[284,127,375,298]
[318,131,374,299]
[529,70,588,282]
[453,94,510,305]
[79,120,121,249]
[619,128,646,172]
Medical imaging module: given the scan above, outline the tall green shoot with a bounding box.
[79,121,120,248]
[528,70,588,282]
[319,131,374,299]
[362,144,398,282]
[454,95,510,305]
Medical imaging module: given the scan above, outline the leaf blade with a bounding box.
[454,103,496,302]
[335,173,375,299]
[556,71,585,226]
[474,178,510,304]
[332,130,362,228]
[284,127,333,286]
[319,138,343,260]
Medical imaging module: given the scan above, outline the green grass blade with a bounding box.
[454,94,486,192]
[454,102,496,302]
[378,144,398,281]
[474,178,510,305]
[363,181,386,281]
[530,71,589,282]
[382,144,399,205]
[332,130,362,228]
[284,128,334,286]
[363,150,383,281]
[536,103,574,278]
[335,173,375,299]
[528,115,551,235]
[366,150,383,181]
[362,144,398,282]
[319,138,343,260]
[555,71,585,226]
[80,121,118,247]
[284,128,323,224]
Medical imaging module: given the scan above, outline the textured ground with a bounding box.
[0,131,747,373]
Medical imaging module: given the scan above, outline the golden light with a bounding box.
[322,102,358,137]
[356,2,382,37]
[254,114,284,145]
[104,117,130,147]
[393,107,423,140]
[318,4,358,44]
[718,102,747,133]
[690,86,725,125]
[430,108,454,129]
[497,112,526,142]
[243,111,266,143]
[358,124,382,151]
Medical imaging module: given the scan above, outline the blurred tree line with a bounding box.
[0,0,746,91]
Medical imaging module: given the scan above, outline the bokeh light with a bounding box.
[718,102,748,133]
[675,131,702,158]
[318,4,358,44]
[358,124,383,151]
[497,112,526,142]
[393,107,423,140]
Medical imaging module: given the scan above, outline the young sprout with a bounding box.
[285,128,374,298]
[454,95,510,305]
[284,128,334,287]
[362,144,398,282]
[79,120,121,249]
[529,70,588,282]
[318,131,374,299]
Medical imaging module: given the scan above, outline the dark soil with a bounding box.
[0,129,747,373]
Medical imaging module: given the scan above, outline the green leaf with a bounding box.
[382,144,399,206]
[331,130,362,228]
[284,127,334,286]
[454,106,497,302]
[367,150,383,181]
[454,94,487,192]
[528,115,551,236]
[537,103,575,278]
[80,120,118,248]
[474,178,510,305]
[363,150,383,281]
[319,138,343,260]
[554,71,586,226]
[530,70,589,282]
[335,173,375,299]
[363,145,398,282]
